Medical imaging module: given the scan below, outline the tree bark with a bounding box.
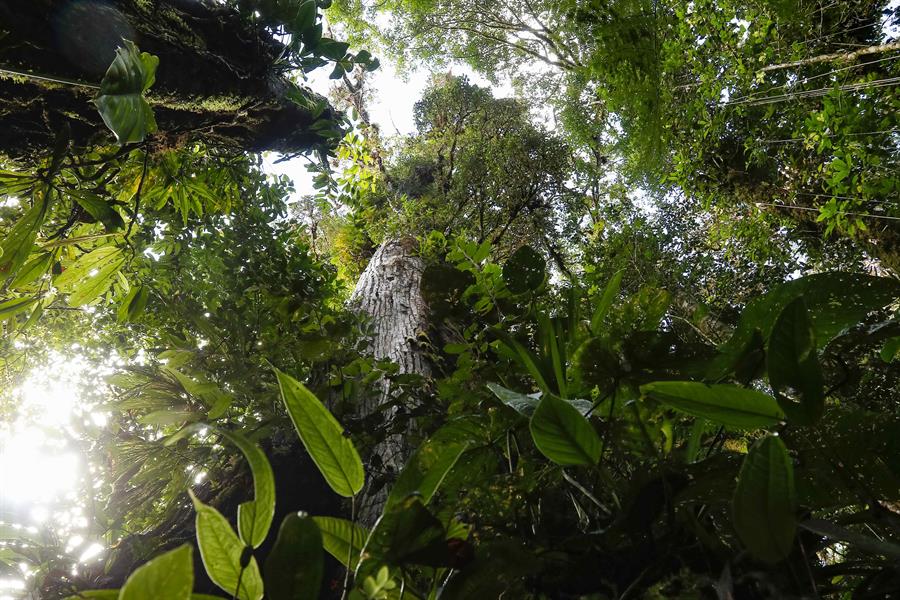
[349,237,431,525]
[0,0,339,163]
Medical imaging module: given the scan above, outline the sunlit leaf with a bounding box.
[642,381,784,430]
[189,491,263,600]
[274,367,364,497]
[311,516,368,570]
[219,430,276,549]
[0,190,50,278]
[120,544,193,600]
[95,40,159,143]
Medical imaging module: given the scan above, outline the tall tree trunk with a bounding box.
[0,0,338,163]
[349,238,431,525]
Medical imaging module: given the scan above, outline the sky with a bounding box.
[263,56,515,200]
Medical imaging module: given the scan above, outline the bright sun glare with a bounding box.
[0,349,117,599]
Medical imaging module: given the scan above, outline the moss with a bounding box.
[151,93,249,113]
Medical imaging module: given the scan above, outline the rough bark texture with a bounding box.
[349,238,432,525]
[0,0,338,163]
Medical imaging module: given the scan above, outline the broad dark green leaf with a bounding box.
[641,381,784,430]
[189,491,264,600]
[219,430,276,549]
[386,430,468,509]
[118,285,149,323]
[95,40,159,143]
[766,297,824,425]
[529,393,601,466]
[502,245,545,294]
[292,0,317,31]
[712,273,900,378]
[264,513,323,600]
[120,544,193,600]
[361,496,450,578]
[732,435,797,563]
[317,38,350,60]
[274,367,364,497]
[70,190,125,232]
[311,516,368,570]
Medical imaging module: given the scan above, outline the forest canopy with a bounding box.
[0,0,899,599]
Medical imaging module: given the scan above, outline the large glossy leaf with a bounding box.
[54,245,125,306]
[189,491,264,600]
[120,544,193,600]
[219,430,276,549]
[502,245,545,294]
[732,435,797,563]
[95,40,159,143]
[641,381,784,430]
[766,297,824,425]
[264,513,323,600]
[311,516,368,570]
[387,429,468,509]
[0,191,50,278]
[711,273,900,377]
[274,367,364,497]
[529,393,601,466]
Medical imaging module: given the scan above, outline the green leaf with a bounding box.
[487,382,540,416]
[502,245,545,295]
[0,296,38,319]
[386,429,468,509]
[10,252,52,289]
[70,190,125,232]
[732,435,797,563]
[95,40,159,144]
[118,285,149,323]
[55,246,125,306]
[219,430,276,549]
[591,270,623,333]
[881,337,900,363]
[0,191,50,278]
[274,367,364,497]
[311,516,368,570]
[317,38,350,60]
[138,409,200,426]
[711,273,900,377]
[292,0,317,31]
[766,297,824,425]
[264,513,323,600]
[799,519,900,561]
[190,491,264,600]
[529,393,601,466]
[361,496,450,577]
[641,381,784,430]
[120,544,193,600]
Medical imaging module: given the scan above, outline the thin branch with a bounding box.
[758,41,900,73]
